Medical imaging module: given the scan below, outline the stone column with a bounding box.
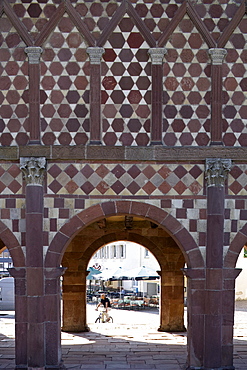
[20,157,46,369]
[183,268,206,369]
[62,268,89,332]
[208,48,227,145]
[158,268,185,332]
[204,158,232,369]
[87,47,105,145]
[222,268,241,368]
[25,47,43,145]
[148,48,167,145]
[44,267,66,367]
[8,267,27,368]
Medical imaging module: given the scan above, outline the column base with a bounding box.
[62,324,90,332]
[151,140,163,145]
[186,367,235,370]
[158,325,186,332]
[15,363,66,370]
[28,140,42,145]
[210,141,223,146]
[90,140,102,145]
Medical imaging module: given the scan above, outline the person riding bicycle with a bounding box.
[96,293,111,322]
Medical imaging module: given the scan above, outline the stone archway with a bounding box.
[0,220,25,268]
[44,200,204,369]
[0,222,25,369]
[45,200,204,269]
[61,228,186,333]
[224,224,247,268]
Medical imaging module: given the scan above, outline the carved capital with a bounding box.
[20,157,46,185]
[208,48,227,65]
[148,48,167,65]
[87,47,105,64]
[25,46,43,64]
[205,158,232,187]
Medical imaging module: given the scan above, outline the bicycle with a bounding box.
[95,308,113,323]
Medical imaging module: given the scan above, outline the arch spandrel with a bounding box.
[0,220,25,267]
[45,200,204,269]
[224,223,247,268]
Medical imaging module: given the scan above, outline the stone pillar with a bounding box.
[183,268,206,369]
[62,268,89,332]
[204,158,232,369]
[44,267,66,367]
[158,268,185,332]
[208,48,227,145]
[148,48,167,145]
[87,47,104,145]
[20,157,46,369]
[25,47,43,145]
[8,267,27,368]
[222,268,241,368]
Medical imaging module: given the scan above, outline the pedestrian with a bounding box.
[121,287,125,299]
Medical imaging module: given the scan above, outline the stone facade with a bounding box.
[0,0,247,369]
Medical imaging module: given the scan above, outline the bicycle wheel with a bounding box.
[95,317,100,323]
[108,316,113,323]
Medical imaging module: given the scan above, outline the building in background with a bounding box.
[89,242,160,297]
[0,248,13,278]
[235,246,247,300]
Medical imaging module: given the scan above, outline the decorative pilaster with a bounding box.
[44,267,66,367]
[25,47,43,145]
[8,268,27,367]
[20,157,46,369]
[205,158,232,187]
[208,48,227,145]
[87,47,105,145]
[20,157,46,185]
[183,268,206,369]
[204,158,232,369]
[148,48,167,145]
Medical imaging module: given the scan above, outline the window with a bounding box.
[144,248,149,258]
[119,244,125,258]
[112,245,117,258]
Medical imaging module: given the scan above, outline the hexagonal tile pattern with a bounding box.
[10,0,63,38]
[102,18,151,146]
[0,14,29,146]
[223,21,247,147]
[193,0,242,43]
[47,162,204,196]
[163,14,210,146]
[74,0,120,40]
[134,0,180,41]
[40,14,90,146]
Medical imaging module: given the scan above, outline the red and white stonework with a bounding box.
[0,0,247,369]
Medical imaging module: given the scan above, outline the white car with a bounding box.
[0,277,14,310]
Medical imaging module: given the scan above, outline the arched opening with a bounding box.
[88,241,160,300]
[60,215,186,333]
[0,225,25,310]
[235,245,247,301]
[44,201,203,368]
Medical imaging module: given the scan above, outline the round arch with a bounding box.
[82,232,182,270]
[0,220,25,267]
[224,223,247,268]
[45,200,204,269]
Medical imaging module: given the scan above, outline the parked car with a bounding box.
[0,277,14,310]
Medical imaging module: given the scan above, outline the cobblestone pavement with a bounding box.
[0,301,246,369]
